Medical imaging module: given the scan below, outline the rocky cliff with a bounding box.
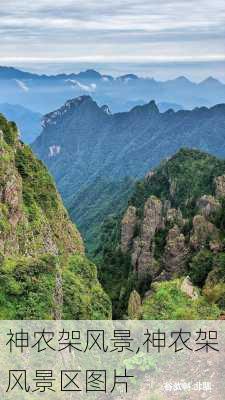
[97,149,225,319]
[0,113,111,319]
[121,179,223,282]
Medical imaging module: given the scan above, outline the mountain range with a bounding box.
[32,95,225,249]
[1,77,225,320]
[0,66,225,114]
[2,109,225,320]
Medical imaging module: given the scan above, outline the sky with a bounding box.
[0,0,225,80]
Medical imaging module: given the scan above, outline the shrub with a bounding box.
[0,255,57,319]
[62,255,112,319]
[0,115,18,146]
[142,279,220,320]
[189,250,214,287]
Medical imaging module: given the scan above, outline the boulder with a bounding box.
[181,276,198,299]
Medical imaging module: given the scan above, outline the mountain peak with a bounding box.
[148,100,159,112]
[42,96,97,128]
[77,69,102,80]
[200,76,221,86]
[0,65,36,80]
[118,74,139,82]
[65,95,94,106]
[131,100,159,115]
[174,76,191,84]
[101,105,112,115]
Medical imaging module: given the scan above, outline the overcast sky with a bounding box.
[0,0,225,80]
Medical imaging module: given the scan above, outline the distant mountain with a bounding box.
[0,103,42,143]
[0,66,38,80]
[76,69,103,80]
[0,66,225,113]
[0,66,105,81]
[157,102,183,112]
[118,74,139,82]
[32,96,225,252]
[199,76,222,89]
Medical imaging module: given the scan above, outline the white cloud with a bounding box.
[14,79,29,92]
[0,0,224,79]
[66,79,96,92]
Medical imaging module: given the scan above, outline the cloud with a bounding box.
[66,79,96,92]
[14,79,29,92]
[0,0,224,79]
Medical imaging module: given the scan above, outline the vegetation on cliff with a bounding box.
[96,149,225,319]
[0,113,111,319]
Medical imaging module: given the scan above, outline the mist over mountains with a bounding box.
[0,66,225,115]
[33,95,225,193]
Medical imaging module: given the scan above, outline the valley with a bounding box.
[1,68,225,320]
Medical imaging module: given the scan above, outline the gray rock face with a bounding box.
[121,206,138,253]
[3,173,23,227]
[121,196,190,279]
[166,207,184,227]
[190,215,220,251]
[197,195,221,218]
[180,276,198,299]
[0,156,24,256]
[0,125,84,259]
[215,175,225,198]
[0,164,59,257]
[119,165,225,295]
[131,196,163,277]
[142,197,164,241]
[163,225,188,275]
[128,290,142,319]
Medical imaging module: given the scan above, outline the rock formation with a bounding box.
[163,225,188,275]
[197,195,221,218]
[215,175,225,198]
[130,196,163,277]
[190,215,221,251]
[128,290,142,319]
[180,276,199,299]
[121,206,138,253]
